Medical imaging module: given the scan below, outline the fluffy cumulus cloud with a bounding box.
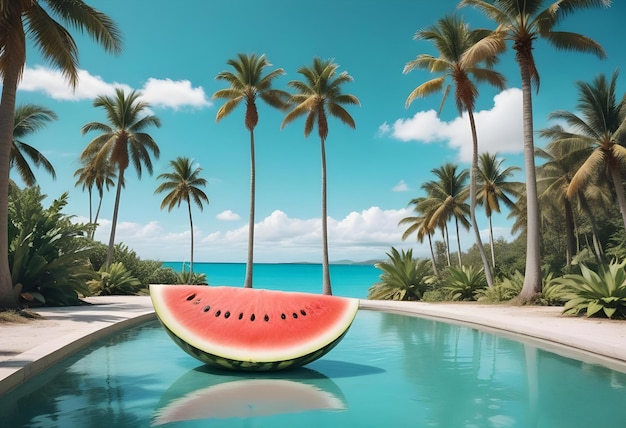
[216,210,241,221]
[392,180,409,192]
[18,66,210,109]
[89,207,430,263]
[381,88,524,163]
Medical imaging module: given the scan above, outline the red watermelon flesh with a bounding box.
[150,284,360,370]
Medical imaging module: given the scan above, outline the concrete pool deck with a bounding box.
[1,296,625,397]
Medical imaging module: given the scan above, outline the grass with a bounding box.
[0,309,41,324]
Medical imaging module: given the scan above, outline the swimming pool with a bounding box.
[1,309,625,427]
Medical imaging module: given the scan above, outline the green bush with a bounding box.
[9,187,96,306]
[443,265,487,301]
[368,247,433,301]
[558,260,626,319]
[88,262,141,296]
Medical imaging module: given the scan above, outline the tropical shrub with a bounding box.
[558,260,626,319]
[9,187,96,306]
[476,270,523,303]
[175,265,208,285]
[368,247,432,301]
[443,265,487,301]
[146,267,180,285]
[88,262,141,296]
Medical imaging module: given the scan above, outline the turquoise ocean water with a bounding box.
[161,262,381,299]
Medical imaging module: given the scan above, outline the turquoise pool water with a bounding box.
[2,310,626,427]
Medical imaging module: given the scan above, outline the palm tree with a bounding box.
[81,88,161,268]
[0,1,121,310]
[399,197,439,276]
[477,152,522,270]
[74,156,117,239]
[11,104,57,186]
[281,57,360,295]
[155,157,209,279]
[420,163,470,268]
[404,14,505,287]
[212,53,288,289]
[541,71,626,232]
[460,0,610,301]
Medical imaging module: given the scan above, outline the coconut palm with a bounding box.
[81,88,161,268]
[11,104,58,186]
[420,163,470,268]
[0,1,121,310]
[281,57,360,295]
[74,156,117,239]
[213,53,289,289]
[155,157,209,279]
[477,152,522,270]
[459,0,610,301]
[404,14,505,287]
[541,71,626,233]
[399,197,439,276]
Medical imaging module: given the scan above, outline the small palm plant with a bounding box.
[443,265,487,301]
[558,260,626,319]
[368,247,432,301]
[88,262,141,296]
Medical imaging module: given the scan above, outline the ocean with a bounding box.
[161,262,381,299]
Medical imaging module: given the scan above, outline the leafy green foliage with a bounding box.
[476,270,523,303]
[175,264,208,285]
[559,260,626,319]
[8,187,96,306]
[368,247,433,301]
[443,265,487,301]
[88,262,141,296]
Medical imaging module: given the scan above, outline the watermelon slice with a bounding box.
[149,284,360,371]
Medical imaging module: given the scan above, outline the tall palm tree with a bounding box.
[404,14,505,287]
[541,71,626,232]
[81,88,161,268]
[0,1,121,310]
[421,163,470,268]
[477,152,522,270]
[11,104,57,186]
[399,197,439,276]
[281,57,360,295]
[460,0,610,301]
[74,156,116,239]
[212,53,288,289]
[155,157,209,278]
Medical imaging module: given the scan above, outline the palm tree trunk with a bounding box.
[320,138,332,295]
[468,110,493,286]
[428,233,438,276]
[455,217,462,267]
[106,169,125,268]
[443,225,451,266]
[244,130,255,288]
[93,193,104,240]
[517,59,543,302]
[610,166,626,232]
[488,215,495,270]
[187,199,194,280]
[563,197,576,267]
[0,66,20,309]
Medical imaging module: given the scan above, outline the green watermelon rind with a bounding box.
[150,284,360,371]
[159,318,352,371]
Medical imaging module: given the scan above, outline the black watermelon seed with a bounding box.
[264,314,269,322]
[300,310,307,316]
[281,313,286,320]
[203,306,211,312]
[224,311,230,319]
[250,314,256,321]
[238,313,243,320]
[292,312,298,319]
[186,293,196,301]
[215,310,221,317]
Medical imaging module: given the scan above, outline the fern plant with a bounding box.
[443,265,487,301]
[558,260,626,319]
[88,262,141,296]
[368,247,433,301]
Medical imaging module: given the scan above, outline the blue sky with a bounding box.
[13,0,625,263]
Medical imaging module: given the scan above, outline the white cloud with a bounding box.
[392,180,409,192]
[141,78,211,110]
[216,210,241,221]
[383,88,524,163]
[18,66,211,110]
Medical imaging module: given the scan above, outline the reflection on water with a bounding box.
[152,367,346,425]
[2,311,626,427]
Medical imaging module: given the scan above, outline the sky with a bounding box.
[12,0,626,264]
